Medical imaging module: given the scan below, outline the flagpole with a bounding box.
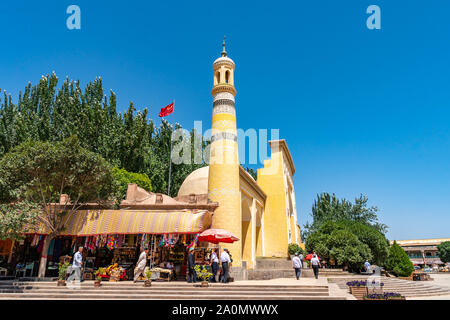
[167,99,175,196]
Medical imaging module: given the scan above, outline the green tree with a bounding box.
[305,221,372,271]
[112,167,152,201]
[0,74,208,197]
[338,220,389,266]
[0,201,40,240]
[385,241,415,277]
[303,192,387,240]
[437,241,450,264]
[0,136,116,277]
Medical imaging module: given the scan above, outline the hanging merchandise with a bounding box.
[106,235,118,250]
[141,234,147,249]
[90,236,96,251]
[117,234,124,248]
[37,235,46,254]
[159,234,166,248]
[187,233,199,250]
[31,234,39,247]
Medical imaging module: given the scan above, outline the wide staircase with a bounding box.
[248,258,352,280]
[330,276,450,298]
[0,280,345,300]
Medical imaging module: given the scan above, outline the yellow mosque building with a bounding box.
[5,40,303,281]
[176,40,303,276]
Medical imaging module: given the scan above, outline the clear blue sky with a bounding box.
[1,1,449,240]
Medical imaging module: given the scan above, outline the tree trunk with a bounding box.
[38,235,54,278]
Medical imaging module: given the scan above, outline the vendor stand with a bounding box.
[196,229,240,282]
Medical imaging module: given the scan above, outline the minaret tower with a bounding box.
[208,38,242,267]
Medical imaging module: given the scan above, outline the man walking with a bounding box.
[133,247,148,283]
[292,252,302,280]
[310,253,321,279]
[187,247,196,283]
[220,248,231,283]
[364,260,371,273]
[210,248,219,282]
[67,246,83,283]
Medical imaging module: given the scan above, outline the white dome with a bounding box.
[177,166,209,197]
[213,56,235,65]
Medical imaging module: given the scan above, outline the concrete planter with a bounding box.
[201,281,209,287]
[349,286,368,300]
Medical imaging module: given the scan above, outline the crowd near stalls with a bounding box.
[0,184,220,281]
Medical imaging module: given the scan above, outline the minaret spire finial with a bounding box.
[221,36,227,57]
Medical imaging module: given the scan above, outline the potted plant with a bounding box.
[363,292,405,300]
[57,262,70,286]
[385,292,406,300]
[194,265,213,287]
[144,269,152,287]
[94,268,105,287]
[346,280,369,300]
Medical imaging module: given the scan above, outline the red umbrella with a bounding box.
[198,229,239,244]
[305,254,321,261]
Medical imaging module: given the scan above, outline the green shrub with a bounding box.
[58,262,70,280]
[385,241,414,277]
[288,243,303,255]
[112,167,152,200]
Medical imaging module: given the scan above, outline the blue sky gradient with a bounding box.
[1,1,449,240]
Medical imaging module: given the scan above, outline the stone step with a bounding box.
[0,294,346,300]
[0,289,331,296]
[0,286,329,292]
[0,282,328,290]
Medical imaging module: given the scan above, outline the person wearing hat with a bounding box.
[187,247,197,283]
[292,252,302,280]
[133,247,149,283]
[220,248,231,283]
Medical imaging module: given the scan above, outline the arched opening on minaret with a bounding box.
[215,71,220,85]
[225,70,230,83]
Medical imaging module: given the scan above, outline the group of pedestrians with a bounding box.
[291,252,322,280]
[187,247,232,283]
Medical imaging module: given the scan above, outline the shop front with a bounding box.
[13,209,213,280]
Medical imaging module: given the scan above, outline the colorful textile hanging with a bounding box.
[187,233,199,250]
[106,235,118,250]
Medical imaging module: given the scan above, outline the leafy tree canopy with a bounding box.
[305,220,373,271]
[0,73,208,197]
[0,136,117,276]
[303,192,387,240]
[437,241,450,264]
[112,167,152,201]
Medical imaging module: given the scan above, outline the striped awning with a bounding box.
[25,209,212,236]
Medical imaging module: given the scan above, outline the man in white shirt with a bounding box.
[220,249,231,283]
[292,253,302,280]
[364,260,371,273]
[134,247,149,283]
[310,253,321,279]
[67,246,83,282]
[210,248,219,282]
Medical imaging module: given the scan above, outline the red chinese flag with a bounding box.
[159,102,174,117]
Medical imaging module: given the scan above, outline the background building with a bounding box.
[391,238,450,267]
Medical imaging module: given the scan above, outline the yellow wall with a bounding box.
[257,153,289,257]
